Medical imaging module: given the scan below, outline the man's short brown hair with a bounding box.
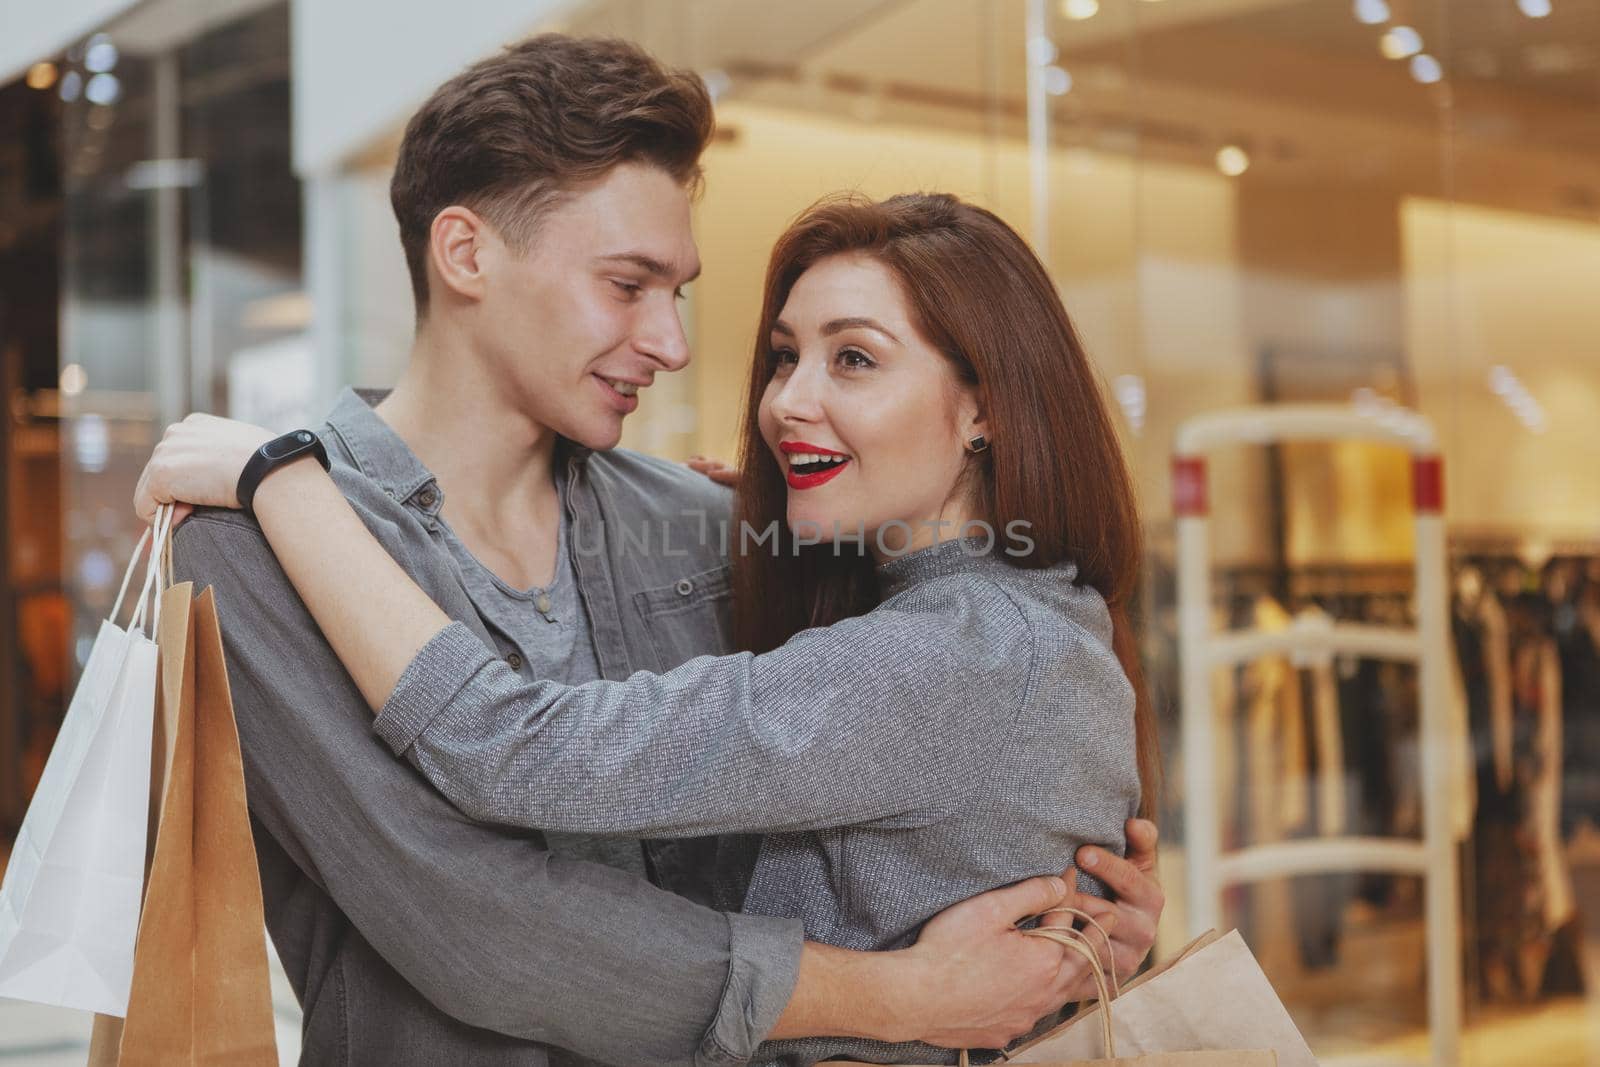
[390,34,714,315]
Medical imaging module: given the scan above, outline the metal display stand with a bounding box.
[1173,404,1460,1067]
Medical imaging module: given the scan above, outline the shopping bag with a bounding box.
[87,572,278,1064]
[0,510,173,1015]
[833,917,1275,1066]
[1004,928,1314,1066]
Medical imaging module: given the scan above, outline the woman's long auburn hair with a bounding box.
[729,193,1159,818]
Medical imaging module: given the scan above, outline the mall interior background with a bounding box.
[1,0,1598,1063]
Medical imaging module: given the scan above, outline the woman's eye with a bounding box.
[767,348,798,370]
[838,348,874,369]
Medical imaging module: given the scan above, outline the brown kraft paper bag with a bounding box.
[88,583,278,1065]
[1002,929,1314,1066]
[833,922,1279,1067]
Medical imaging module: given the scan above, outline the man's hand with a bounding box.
[1065,817,1164,998]
[897,870,1091,1050]
[685,454,739,488]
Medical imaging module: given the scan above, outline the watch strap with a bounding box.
[236,429,331,515]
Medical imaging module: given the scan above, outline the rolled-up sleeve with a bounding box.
[176,514,803,1067]
[374,578,1032,838]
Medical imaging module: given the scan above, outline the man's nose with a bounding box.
[637,296,691,371]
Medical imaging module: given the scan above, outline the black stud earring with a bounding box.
[966,433,990,454]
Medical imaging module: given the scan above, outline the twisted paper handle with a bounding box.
[955,916,1120,1066]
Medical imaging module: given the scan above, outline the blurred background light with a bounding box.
[1216,144,1250,176]
[1353,0,1391,24]
[1410,54,1443,84]
[1380,26,1423,59]
[85,72,120,105]
[25,62,58,90]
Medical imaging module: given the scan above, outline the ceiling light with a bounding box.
[1518,0,1553,16]
[1353,0,1390,24]
[1216,145,1250,176]
[59,364,87,397]
[1410,54,1443,83]
[85,38,117,73]
[1028,35,1060,67]
[1043,65,1073,95]
[59,70,82,102]
[25,62,58,90]
[85,72,120,105]
[1380,26,1423,59]
[1062,0,1100,19]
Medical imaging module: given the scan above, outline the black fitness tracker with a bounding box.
[236,429,331,515]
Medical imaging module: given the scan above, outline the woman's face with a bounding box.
[758,253,984,559]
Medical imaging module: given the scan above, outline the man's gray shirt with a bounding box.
[434,465,641,877]
[170,388,803,1067]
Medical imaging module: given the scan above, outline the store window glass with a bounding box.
[54,0,301,693]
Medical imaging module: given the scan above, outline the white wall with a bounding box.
[0,0,136,82]
[290,0,579,177]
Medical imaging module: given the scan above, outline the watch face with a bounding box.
[264,431,315,460]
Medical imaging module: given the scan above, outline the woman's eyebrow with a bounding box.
[822,317,901,344]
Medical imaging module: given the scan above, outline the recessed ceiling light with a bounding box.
[1410,54,1443,84]
[1380,26,1423,60]
[1216,145,1250,176]
[1353,0,1390,25]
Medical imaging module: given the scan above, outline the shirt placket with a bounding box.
[564,455,634,682]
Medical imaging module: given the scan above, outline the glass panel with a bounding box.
[56,0,301,678]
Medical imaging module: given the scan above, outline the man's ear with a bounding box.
[427,206,490,305]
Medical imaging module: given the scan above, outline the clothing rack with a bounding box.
[1173,404,1460,1067]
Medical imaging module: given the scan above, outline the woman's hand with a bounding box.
[685,454,739,488]
[134,413,274,525]
[1066,817,1165,998]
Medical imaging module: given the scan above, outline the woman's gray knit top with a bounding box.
[375,536,1140,1066]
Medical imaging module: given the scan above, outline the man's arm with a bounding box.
[174,513,802,1066]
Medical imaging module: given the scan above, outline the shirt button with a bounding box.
[416,487,438,508]
[675,578,693,596]
[506,652,524,670]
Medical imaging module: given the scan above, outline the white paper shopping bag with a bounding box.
[0,508,174,1016]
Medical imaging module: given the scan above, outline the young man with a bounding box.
[160,35,1165,1066]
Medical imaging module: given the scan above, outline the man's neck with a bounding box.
[376,328,563,548]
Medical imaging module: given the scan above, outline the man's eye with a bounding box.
[611,279,642,298]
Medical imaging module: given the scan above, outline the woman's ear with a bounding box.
[959,388,989,453]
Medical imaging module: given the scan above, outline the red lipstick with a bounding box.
[779,440,852,490]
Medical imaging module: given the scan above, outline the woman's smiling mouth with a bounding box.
[780,441,852,490]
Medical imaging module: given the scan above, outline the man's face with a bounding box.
[467,162,700,450]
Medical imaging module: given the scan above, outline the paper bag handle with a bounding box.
[108,522,154,625]
[124,505,175,637]
[1033,906,1121,998]
[1016,925,1117,1058]
[953,924,1116,1067]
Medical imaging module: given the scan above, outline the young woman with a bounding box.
[137,193,1156,1066]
